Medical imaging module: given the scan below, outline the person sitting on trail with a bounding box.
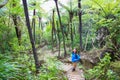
[71,48,80,71]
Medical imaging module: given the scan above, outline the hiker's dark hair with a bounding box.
[72,48,78,53]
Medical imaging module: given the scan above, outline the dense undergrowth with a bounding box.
[85,54,120,80]
[0,53,67,80]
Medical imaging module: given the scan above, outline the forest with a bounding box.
[0,0,120,80]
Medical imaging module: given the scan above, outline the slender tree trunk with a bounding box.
[54,29,57,46]
[41,20,43,30]
[52,13,54,51]
[78,0,82,51]
[32,9,36,44]
[84,31,89,51]
[38,17,43,44]
[22,0,39,72]
[56,21,60,57]
[69,0,74,49]
[69,12,74,49]
[12,0,21,46]
[52,10,57,49]
[68,22,70,33]
[73,23,76,35]
[54,0,67,57]
[12,15,21,46]
[38,17,41,44]
[41,20,43,40]
[70,23,73,49]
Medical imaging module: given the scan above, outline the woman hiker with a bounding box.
[71,48,80,71]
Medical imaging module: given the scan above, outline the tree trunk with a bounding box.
[69,12,74,49]
[54,0,67,57]
[32,9,36,44]
[78,0,83,51]
[73,23,76,35]
[12,15,21,45]
[52,10,57,49]
[38,17,41,44]
[84,31,89,51]
[52,19,54,51]
[22,0,39,72]
[12,0,21,45]
[69,0,74,49]
[56,21,60,57]
[51,21,54,51]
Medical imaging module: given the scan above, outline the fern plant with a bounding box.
[85,54,120,80]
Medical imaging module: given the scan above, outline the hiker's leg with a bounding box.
[73,62,77,68]
[72,62,77,71]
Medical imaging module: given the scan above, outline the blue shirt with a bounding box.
[71,52,80,62]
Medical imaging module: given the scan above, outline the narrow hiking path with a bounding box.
[60,57,85,80]
[61,62,85,80]
[37,46,85,80]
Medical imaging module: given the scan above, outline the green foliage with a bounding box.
[0,0,120,79]
[7,0,23,16]
[0,53,36,80]
[95,17,120,52]
[110,61,120,76]
[90,0,120,18]
[109,19,120,47]
[39,58,67,80]
[85,54,120,80]
[0,53,67,79]
[43,23,52,44]
[0,21,16,53]
[80,0,120,51]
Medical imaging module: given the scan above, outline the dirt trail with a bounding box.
[37,46,85,80]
